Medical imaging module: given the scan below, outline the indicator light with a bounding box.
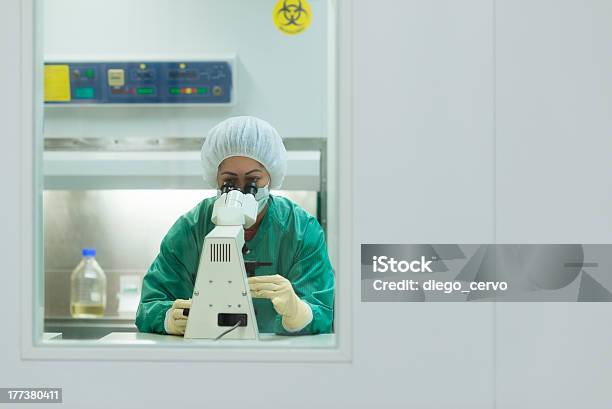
[74,87,94,99]
[136,87,154,95]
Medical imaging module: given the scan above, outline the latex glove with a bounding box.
[248,274,313,332]
[164,298,192,335]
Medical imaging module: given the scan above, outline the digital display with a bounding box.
[168,70,198,80]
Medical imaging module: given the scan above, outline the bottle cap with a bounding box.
[82,248,96,257]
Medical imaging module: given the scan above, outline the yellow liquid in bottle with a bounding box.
[70,303,105,318]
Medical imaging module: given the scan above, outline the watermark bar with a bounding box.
[361,244,612,302]
[0,388,62,403]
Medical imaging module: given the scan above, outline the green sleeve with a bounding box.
[135,216,199,334]
[273,217,335,335]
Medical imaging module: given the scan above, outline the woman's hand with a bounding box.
[164,298,192,335]
[248,274,313,332]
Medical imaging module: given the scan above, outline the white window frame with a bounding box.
[21,0,353,362]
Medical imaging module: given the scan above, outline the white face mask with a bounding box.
[216,184,270,214]
[253,184,270,214]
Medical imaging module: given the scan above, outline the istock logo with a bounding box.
[372,256,434,273]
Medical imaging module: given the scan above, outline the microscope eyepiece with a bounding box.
[244,181,258,195]
[221,181,238,193]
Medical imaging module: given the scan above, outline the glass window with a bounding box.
[37,0,339,353]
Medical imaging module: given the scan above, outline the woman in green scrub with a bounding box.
[135,116,334,335]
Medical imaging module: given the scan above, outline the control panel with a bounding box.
[44,60,234,105]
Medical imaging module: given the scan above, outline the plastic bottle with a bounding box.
[70,248,107,318]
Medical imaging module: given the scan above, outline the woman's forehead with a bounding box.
[218,156,266,172]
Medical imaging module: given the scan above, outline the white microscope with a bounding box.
[184,182,269,340]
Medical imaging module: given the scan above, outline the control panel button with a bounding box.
[107,69,125,87]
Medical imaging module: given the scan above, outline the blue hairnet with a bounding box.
[201,116,288,189]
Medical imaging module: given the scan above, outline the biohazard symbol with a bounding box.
[273,0,312,35]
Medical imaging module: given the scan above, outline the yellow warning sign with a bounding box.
[273,0,312,35]
[44,65,71,102]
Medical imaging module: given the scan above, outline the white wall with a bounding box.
[43,0,328,139]
[353,1,495,408]
[495,1,612,408]
[2,1,612,408]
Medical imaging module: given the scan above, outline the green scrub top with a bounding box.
[135,194,335,335]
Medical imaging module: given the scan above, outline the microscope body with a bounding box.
[184,188,260,340]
